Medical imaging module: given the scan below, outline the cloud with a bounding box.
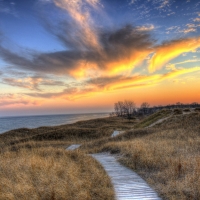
[194,18,200,22]
[161,67,200,79]
[167,23,200,35]
[170,59,200,66]
[0,94,39,107]
[52,0,101,51]
[166,63,176,70]
[23,66,200,100]
[1,76,66,91]
[2,77,42,91]
[0,1,17,17]
[0,25,154,78]
[148,37,200,72]
[0,0,200,103]
[136,24,155,32]
[179,28,196,34]
[129,0,137,5]
[158,0,170,9]
[25,87,96,100]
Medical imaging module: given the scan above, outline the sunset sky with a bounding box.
[0,0,200,116]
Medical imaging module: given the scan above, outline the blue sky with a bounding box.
[0,0,200,116]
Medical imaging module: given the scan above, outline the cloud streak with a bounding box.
[0,94,39,107]
[1,76,66,91]
[52,0,101,51]
[0,25,154,77]
[148,37,200,72]
[24,66,200,100]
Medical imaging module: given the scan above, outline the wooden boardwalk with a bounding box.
[92,153,161,200]
[66,144,81,150]
[67,130,161,200]
[111,130,125,137]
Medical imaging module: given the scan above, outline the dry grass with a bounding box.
[0,146,114,200]
[173,108,183,115]
[82,112,200,200]
[134,109,172,128]
[2,112,200,199]
[0,117,135,149]
[0,116,134,200]
[195,108,200,112]
[183,108,191,112]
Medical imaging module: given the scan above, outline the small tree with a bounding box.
[140,102,150,114]
[114,100,136,118]
[123,100,136,119]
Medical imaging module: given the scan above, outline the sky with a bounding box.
[0,0,200,116]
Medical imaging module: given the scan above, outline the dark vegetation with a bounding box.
[111,100,200,119]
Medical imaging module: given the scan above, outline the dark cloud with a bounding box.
[86,75,123,88]
[86,74,143,88]
[0,25,154,76]
[101,25,153,49]
[1,75,66,91]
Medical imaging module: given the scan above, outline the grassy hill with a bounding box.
[1,109,200,199]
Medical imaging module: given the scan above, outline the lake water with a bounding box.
[0,113,109,134]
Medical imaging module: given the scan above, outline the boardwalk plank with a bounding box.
[67,144,161,200]
[92,153,161,200]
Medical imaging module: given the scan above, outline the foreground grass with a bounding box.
[0,116,134,200]
[82,112,200,200]
[0,147,114,200]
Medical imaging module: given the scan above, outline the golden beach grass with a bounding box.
[0,147,114,200]
[0,117,133,200]
[1,111,200,199]
[81,111,200,200]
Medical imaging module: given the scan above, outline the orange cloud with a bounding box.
[0,94,40,107]
[148,37,200,72]
[24,66,200,101]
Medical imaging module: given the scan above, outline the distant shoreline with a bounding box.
[0,113,109,134]
[0,112,109,119]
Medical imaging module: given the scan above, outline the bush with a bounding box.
[174,109,182,115]
[194,108,200,112]
[183,108,191,112]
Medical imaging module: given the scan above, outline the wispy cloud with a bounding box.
[0,1,17,17]
[179,28,197,34]
[136,24,155,32]
[158,0,170,9]
[1,75,66,91]
[129,0,137,5]
[24,66,200,100]
[170,59,200,66]
[0,94,39,107]
[194,18,200,22]
[0,25,154,78]
[52,0,101,51]
[148,37,200,72]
